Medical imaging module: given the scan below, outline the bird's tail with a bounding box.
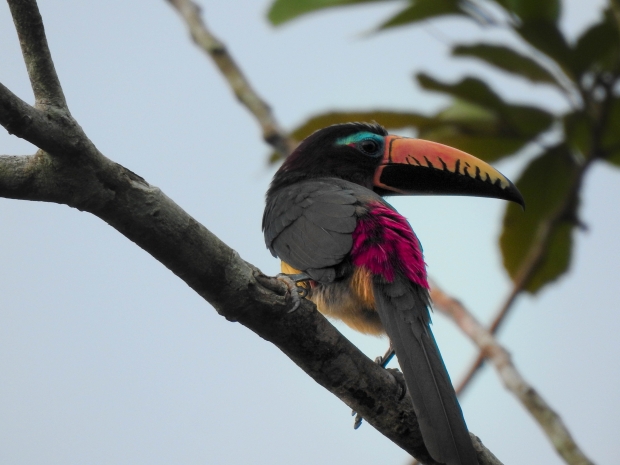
[374,276,479,465]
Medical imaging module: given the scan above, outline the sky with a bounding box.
[0,1,618,464]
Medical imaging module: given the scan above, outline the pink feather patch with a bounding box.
[351,202,428,288]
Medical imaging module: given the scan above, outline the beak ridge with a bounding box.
[374,136,525,208]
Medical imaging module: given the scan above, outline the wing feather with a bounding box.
[263,180,362,281]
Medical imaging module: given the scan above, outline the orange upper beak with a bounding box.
[373,136,524,207]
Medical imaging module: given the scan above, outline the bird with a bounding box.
[262,122,523,465]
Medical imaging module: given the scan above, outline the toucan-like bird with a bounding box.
[262,123,523,465]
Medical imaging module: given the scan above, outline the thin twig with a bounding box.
[455,155,595,395]
[431,283,595,465]
[166,0,295,157]
[7,0,67,110]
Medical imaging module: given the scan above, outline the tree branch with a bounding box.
[165,0,295,157]
[0,145,443,462]
[0,1,501,463]
[0,142,498,465]
[7,0,67,110]
[431,283,595,465]
[0,82,89,156]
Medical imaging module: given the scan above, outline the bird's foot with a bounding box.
[375,344,395,369]
[386,368,407,401]
[352,410,363,430]
[276,272,312,313]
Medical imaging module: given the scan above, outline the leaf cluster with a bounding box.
[267,0,620,293]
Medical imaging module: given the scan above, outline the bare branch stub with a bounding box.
[166,0,295,158]
[431,284,595,465]
[7,0,67,110]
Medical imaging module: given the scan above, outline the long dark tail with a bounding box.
[374,276,479,465]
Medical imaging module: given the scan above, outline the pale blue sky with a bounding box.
[0,1,618,464]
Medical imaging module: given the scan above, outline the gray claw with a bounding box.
[377,343,395,368]
[351,409,363,429]
[276,274,303,313]
[288,294,301,313]
[276,272,313,313]
[353,413,363,429]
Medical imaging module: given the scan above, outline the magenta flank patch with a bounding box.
[351,202,428,289]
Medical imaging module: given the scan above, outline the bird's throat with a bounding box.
[351,202,428,289]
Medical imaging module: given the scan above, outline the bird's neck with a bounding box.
[268,169,374,198]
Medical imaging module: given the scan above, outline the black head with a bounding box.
[267,122,524,207]
[268,122,388,196]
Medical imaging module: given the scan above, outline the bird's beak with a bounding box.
[374,136,525,207]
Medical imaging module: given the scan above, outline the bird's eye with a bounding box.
[359,139,380,155]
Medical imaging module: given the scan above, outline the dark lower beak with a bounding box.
[373,136,524,207]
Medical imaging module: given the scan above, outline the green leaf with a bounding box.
[491,0,560,22]
[500,145,579,293]
[571,9,620,76]
[416,74,554,138]
[379,0,465,29]
[291,110,432,136]
[417,73,506,112]
[267,0,391,26]
[418,126,527,162]
[516,20,573,78]
[505,105,554,138]
[566,98,620,167]
[602,97,620,165]
[453,44,558,85]
[563,110,591,157]
[607,150,620,167]
[421,100,526,161]
[269,110,432,163]
[434,99,500,132]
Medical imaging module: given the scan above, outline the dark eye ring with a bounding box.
[359,139,379,155]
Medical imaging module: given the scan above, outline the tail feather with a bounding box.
[374,277,478,465]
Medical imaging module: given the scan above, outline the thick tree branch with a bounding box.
[0,110,504,464]
[0,151,504,464]
[166,0,295,157]
[7,0,67,110]
[431,283,595,465]
[0,152,505,464]
[0,147,499,465]
[0,2,501,463]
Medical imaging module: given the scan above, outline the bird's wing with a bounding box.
[263,180,360,282]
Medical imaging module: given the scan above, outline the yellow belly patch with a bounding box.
[280,261,384,335]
